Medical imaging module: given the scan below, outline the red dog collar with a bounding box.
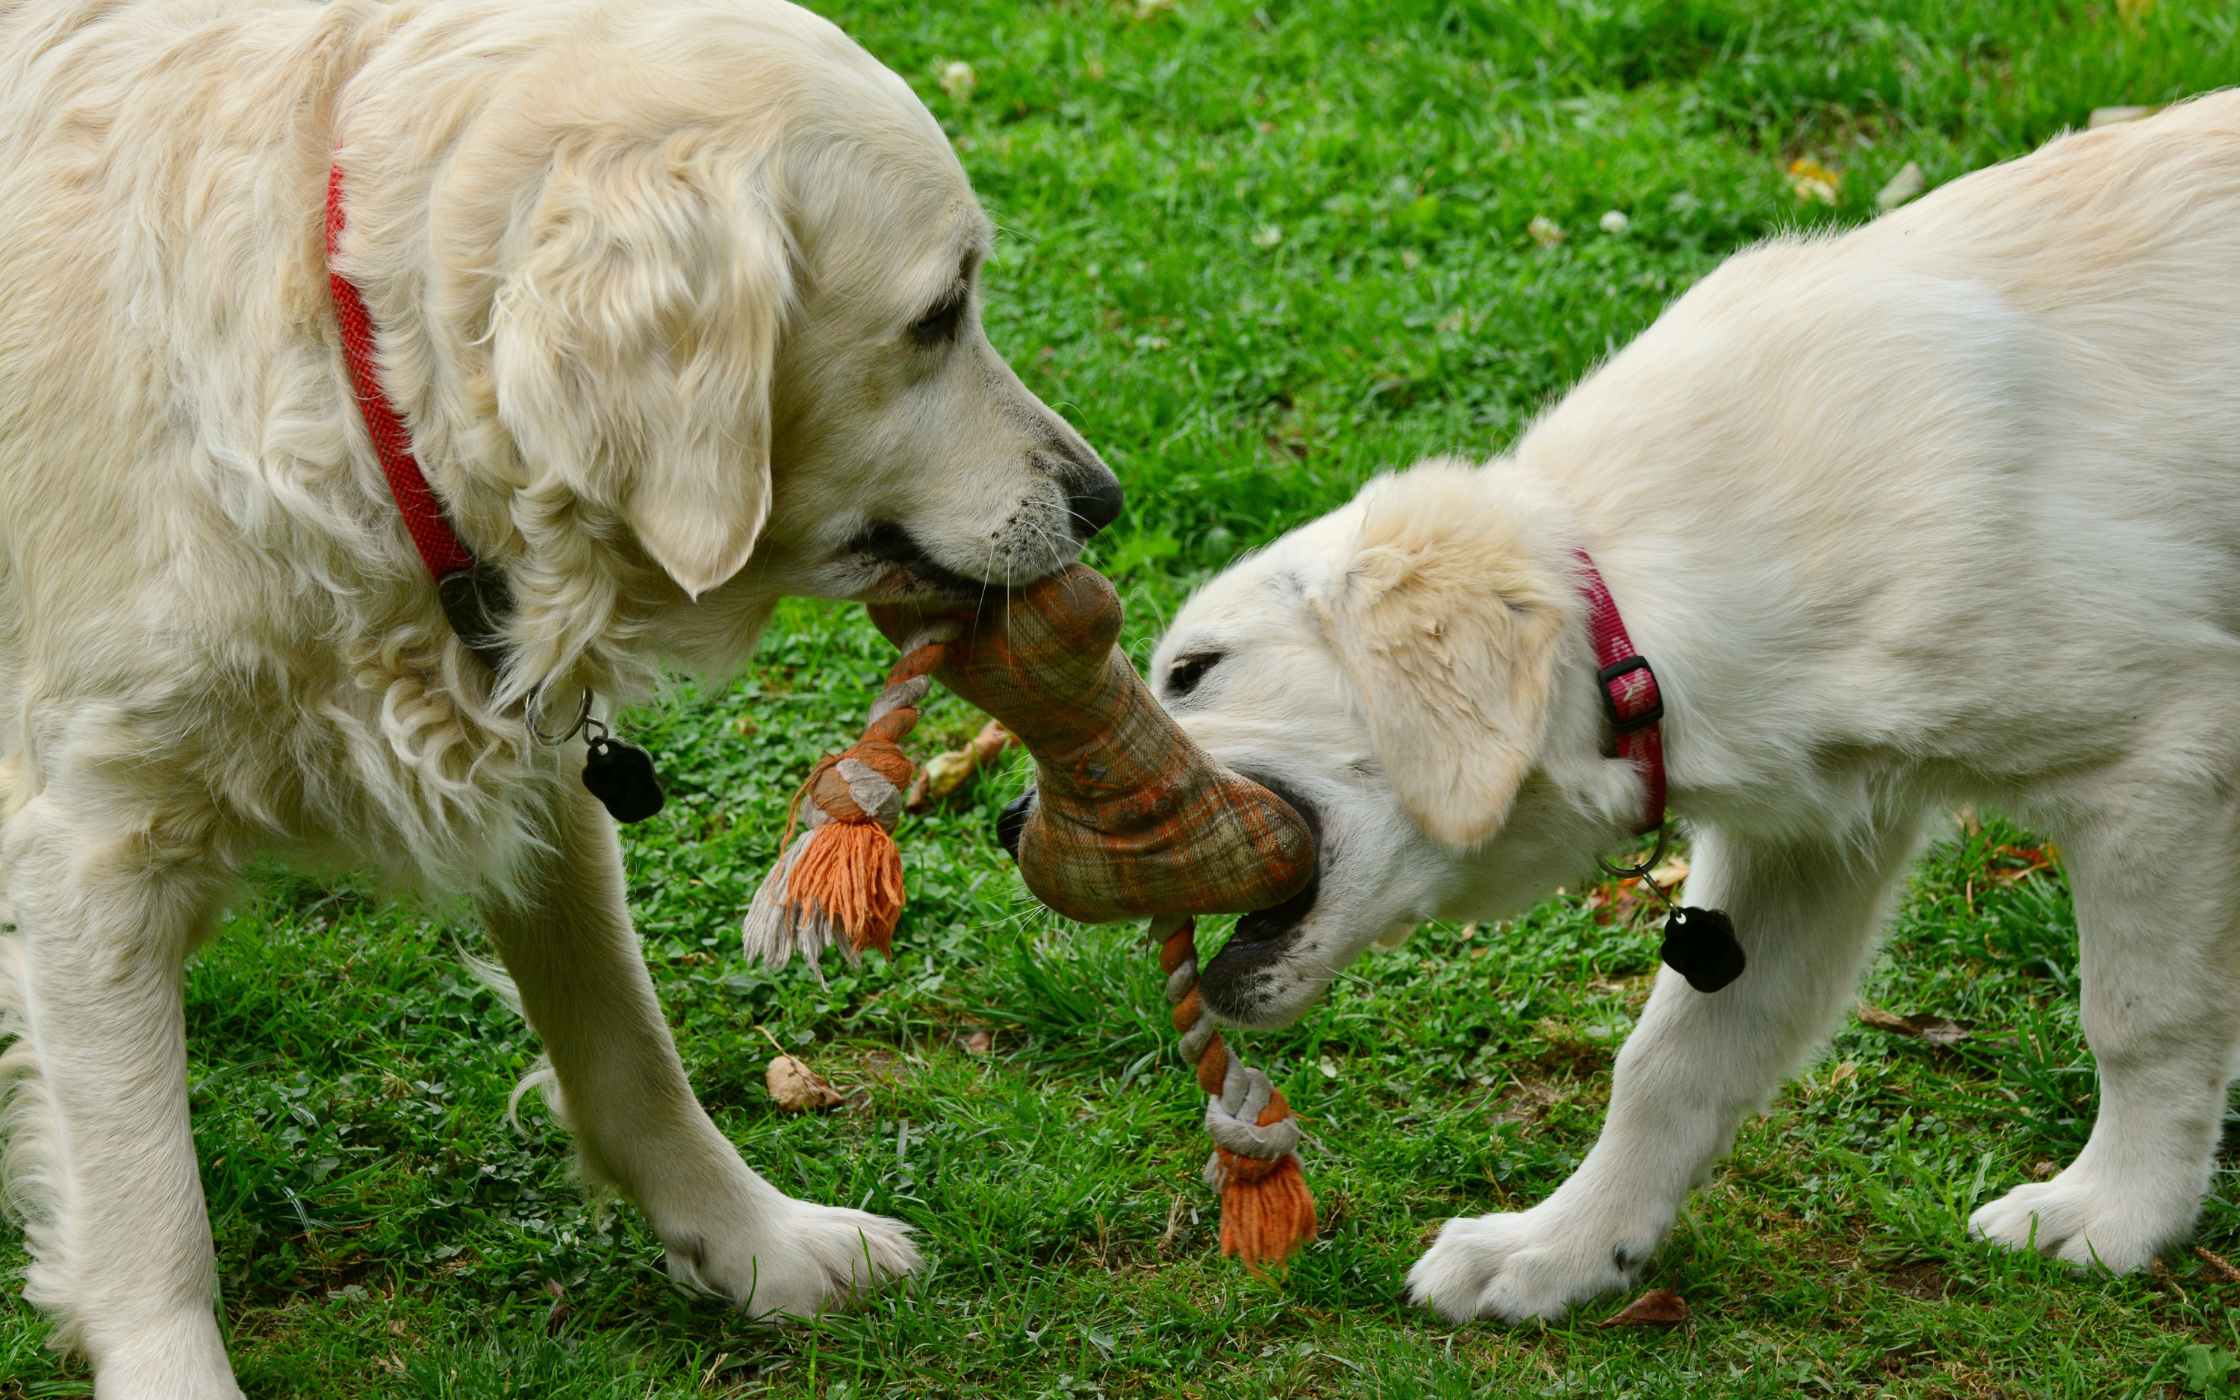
[1572,548,1665,836]
[1573,551,1742,991]
[324,164,668,821]
[325,164,511,668]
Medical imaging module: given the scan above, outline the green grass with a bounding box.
[8,1,2240,1395]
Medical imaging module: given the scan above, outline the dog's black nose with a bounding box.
[996,789,1034,859]
[1065,469,1124,540]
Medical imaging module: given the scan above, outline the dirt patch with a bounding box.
[1882,1258,1953,1301]
[1493,1075,1580,1125]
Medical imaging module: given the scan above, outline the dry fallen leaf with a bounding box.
[766,1053,843,1111]
[1986,842,2058,885]
[1787,156,1841,205]
[1599,1289,1690,1328]
[904,719,1015,810]
[962,1028,994,1055]
[1585,877,1650,926]
[759,1027,843,1111]
[1856,1003,1969,1047]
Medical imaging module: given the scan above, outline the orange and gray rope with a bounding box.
[740,622,956,975]
[1156,913,1316,1263]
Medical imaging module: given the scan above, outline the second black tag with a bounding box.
[1660,906,1744,992]
[584,734,666,823]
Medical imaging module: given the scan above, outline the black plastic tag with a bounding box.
[1660,906,1744,992]
[584,735,665,823]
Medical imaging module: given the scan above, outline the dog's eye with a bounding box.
[1165,651,1223,700]
[908,288,967,347]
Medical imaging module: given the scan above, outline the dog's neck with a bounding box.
[1571,547,1668,836]
[316,6,669,717]
[326,163,518,677]
[1470,460,1693,854]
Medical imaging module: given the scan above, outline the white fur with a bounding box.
[0,0,1115,1392]
[1151,92,2240,1321]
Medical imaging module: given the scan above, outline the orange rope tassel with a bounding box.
[741,630,951,972]
[785,819,906,958]
[1159,915,1318,1270]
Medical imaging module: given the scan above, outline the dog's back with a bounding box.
[0,0,360,745]
[1510,92,2240,797]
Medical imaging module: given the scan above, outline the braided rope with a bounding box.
[741,624,955,975]
[1156,914,1317,1265]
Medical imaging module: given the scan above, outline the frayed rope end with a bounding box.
[1161,916,1319,1271]
[1209,1147,1317,1271]
[739,631,950,975]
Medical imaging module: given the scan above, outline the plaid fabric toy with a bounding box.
[878,567,1314,923]
[744,567,1321,1268]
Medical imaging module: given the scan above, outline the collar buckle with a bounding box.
[1595,654,1664,735]
[435,562,514,674]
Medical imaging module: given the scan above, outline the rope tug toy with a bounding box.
[742,568,1321,1268]
[740,625,954,974]
[1156,914,1318,1265]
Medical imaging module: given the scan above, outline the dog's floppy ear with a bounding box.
[1313,460,1566,849]
[493,145,792,598]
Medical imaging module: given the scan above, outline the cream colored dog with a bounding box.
[1149,93,2240,1321]
[0,0,1118,1392]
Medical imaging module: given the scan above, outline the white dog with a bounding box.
[1143,92,2240,1322]
[0,0,1119,1392]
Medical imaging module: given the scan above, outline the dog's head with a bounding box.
[1149,459,1635,1026]
[404,0,1117,690]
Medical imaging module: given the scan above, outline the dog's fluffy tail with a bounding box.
[458,945,572,1133]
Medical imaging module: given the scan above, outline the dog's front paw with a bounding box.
[1405,1203,1663,1323]
[1968,1170,2191,1273]
[666,1199,920,1318]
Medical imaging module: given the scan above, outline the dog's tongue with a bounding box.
[870,566,1315,923]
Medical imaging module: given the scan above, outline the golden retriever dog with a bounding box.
[1126,93,2240,1321]
[0,0,1118,1391]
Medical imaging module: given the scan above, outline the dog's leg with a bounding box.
[2,797,238,1398]
[1406,821,1918,1322]
[1968,788,2240,1271]
[480,786,918,1317]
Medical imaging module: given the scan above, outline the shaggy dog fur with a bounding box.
[1144,92,2240,1323]
[0,0,1117,1392]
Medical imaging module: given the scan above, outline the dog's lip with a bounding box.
[1229,863,1319,944]
[846,521,992,599]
